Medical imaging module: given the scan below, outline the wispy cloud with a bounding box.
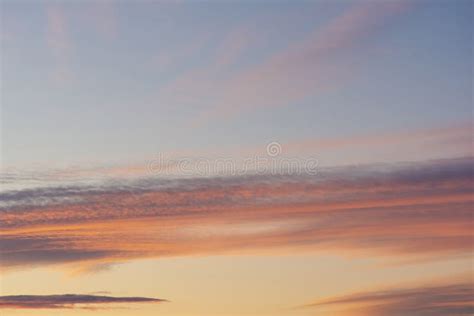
[286,122,472,155]
[157,1,413,123]
[304,279,473,315]
[3,121,470,182]
[45,4,73,81]
[90,0,118,40]
[0,294,167,309]
[1,156,472,271]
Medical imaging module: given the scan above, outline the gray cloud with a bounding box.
[0,294,167,309]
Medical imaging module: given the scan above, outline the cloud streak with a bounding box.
[304,279,474,315]
[45,4,73,81]
[0,294,167,309]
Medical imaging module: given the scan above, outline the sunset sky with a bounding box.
[0,0,473,315]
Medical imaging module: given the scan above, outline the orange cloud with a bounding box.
[1,157,472,272]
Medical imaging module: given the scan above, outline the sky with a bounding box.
[0,0,473,315]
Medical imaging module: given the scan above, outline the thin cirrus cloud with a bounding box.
[0,294,167,309]
[45,4,73,81]
[44,2,118,82]
[157,0,413,123]
[286,123,472,155]
[0,121,470,189]
[1,155,472,272]
[303,279,474,316]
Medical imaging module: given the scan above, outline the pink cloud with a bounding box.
[156,1,413,124]
[45,4,73,81]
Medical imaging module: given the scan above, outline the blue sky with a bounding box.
[0,1,473,315]
[2,0,472,167]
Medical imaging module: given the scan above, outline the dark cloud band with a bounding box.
[0,294,167,309]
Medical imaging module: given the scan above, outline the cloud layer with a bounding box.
[0,294,167,309]
[1,156,472,271]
